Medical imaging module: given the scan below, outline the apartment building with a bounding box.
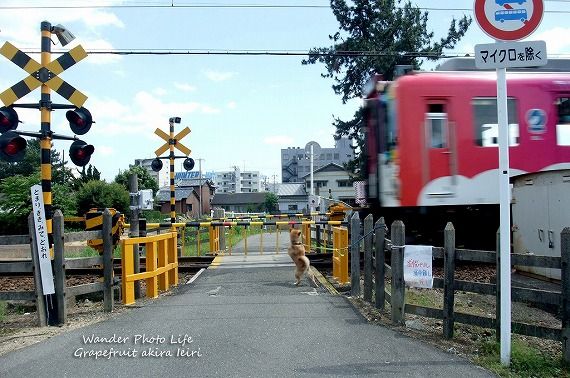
[281,137,354,183]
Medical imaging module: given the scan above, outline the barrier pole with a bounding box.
[157,238,167,291]
[260,225,263,255]
[229,227,232,256]
[276,225,280,254]
[196,228,201,256]
[244,226,248,256]
[121,241,135,305]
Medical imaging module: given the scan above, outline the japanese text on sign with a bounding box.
[403,245,433,289]
[31,185,55,295]
[475,40,547,69]
[480,47,541,64]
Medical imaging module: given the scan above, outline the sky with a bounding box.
[0,0,569,186]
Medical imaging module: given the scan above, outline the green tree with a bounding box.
[70,164,101,190]
[302,0,471,177]
[114,166,159,196]
[0,173,78,234]
[0,139,73,185]
[76,180,130,216]
[263,192,279,213]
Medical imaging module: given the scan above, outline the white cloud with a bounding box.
[264,135,294,145]
[534,27,570,53]
[153,88,168,96]
[0,1,124,65]
[227,101,237,110]
[174,82,197,92]
[96,145,114,156]
[79,38,122,65]
[204,70,236,82]
[87,91,221,136]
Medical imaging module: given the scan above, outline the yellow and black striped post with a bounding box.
[154,120,191,231]
[40,21,53,254]
[169,120,176,229]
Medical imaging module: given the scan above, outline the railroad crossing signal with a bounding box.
[0,131,26,162]
[0,106,19,133]
[69,140,95,167]
[154,126,191,156]
[0,42,88,107]
[66,107,93,135]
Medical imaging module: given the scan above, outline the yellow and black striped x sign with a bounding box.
[155,126,191,156]
[0,41,88,107]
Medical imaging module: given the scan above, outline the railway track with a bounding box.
[0,254,333,277]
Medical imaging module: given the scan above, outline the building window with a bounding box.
[186,204,193,212]
[473,98,519,147]
[288,204,298,211]
[556,97,570,146]
[337,180,349,187]
[334,153,339,160]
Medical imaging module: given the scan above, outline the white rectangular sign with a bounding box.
[30,185,55,295]
[403,245,433,289]
[475,40,547,69]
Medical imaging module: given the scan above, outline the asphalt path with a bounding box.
[0,263,494,377]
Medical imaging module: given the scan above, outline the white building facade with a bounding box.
[214,167,262,193]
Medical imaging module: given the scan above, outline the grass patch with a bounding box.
[0,301,6,322]
[476,339,569,377]
[64,247,100,258]
[405,289,439,308]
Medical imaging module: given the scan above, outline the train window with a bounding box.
[556,97,570,146]
[472,98,519,147]
[426,104,447,149]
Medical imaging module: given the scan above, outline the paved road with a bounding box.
[225,229,290,255]
[0,264,493,377]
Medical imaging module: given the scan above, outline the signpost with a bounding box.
[475,40,547,69]
[474,0,545,366]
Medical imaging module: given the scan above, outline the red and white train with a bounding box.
[362,58,570,248]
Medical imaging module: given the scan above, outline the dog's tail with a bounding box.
[301,256,318,287]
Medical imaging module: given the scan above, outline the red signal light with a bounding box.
[0,131,26,162]
[69,140,94,166]
[0,106,19,133]
[66,107,92,135]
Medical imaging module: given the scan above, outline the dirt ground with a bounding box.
[0,272,196,356]
[323,266,564,370]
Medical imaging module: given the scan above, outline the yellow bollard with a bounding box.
[121,240,135,305]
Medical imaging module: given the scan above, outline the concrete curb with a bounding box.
[311,266,339,295]
[186,268,206,284]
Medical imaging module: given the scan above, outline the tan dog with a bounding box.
[288,228,317,286]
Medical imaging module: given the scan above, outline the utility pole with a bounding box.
[271,174,277,193]
[196,158,205,218]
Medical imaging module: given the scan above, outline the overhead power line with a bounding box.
[17,48,570,59]
[0,1,569,14]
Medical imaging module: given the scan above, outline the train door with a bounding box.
[556,96,570,146]
[423,102,455,197]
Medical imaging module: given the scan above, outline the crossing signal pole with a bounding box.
[153,117,194,229]
[0,21,94,326]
